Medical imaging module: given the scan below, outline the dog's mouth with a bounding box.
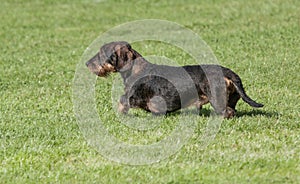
[99,63,116,77]
[86,53,116,77]
[87,62,116,77]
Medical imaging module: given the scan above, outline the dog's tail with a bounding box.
[223,68,264,108]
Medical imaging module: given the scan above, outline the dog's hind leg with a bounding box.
[227,91,240,111]
[205,78,231,118]
[224,78,240,118]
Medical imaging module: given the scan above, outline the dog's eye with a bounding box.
[110,54,116,61]
[108,54,117,65]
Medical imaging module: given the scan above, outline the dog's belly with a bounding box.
[127,74,202,113]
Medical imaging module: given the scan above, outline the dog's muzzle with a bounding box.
[86,53,100,67]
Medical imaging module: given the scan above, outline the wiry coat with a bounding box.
[86,41,263,118]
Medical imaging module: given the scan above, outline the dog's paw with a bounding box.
[118,102,129,114]
[223,107,236,119]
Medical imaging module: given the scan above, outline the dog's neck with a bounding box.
[119,51,151,83]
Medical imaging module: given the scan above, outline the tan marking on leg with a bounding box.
[223,107,236,119]
[147,96,167,114]
[224,77,236,94]
[118,102,128,114]
[195,94,209,109]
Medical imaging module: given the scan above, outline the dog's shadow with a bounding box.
[124,107,277,119]
[235,109,278,118]
[167,108,278,118]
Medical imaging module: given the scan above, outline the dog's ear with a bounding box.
[112,44,132,71]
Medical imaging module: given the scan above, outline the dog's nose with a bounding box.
[86,53,99,67]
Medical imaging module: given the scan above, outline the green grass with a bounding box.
[1,0,300,183]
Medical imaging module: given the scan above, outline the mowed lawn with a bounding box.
[1,0,299,183]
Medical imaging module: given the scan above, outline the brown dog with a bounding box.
[86,41,263,118]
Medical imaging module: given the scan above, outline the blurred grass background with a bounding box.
[0,0,299,183]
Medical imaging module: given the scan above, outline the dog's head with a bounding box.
[86,41,138,77]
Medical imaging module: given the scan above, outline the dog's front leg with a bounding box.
[118,95,130,114]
